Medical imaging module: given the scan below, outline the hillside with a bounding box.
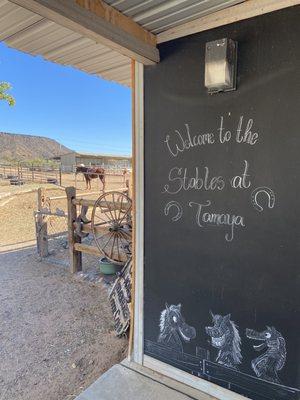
[0,132,71,161]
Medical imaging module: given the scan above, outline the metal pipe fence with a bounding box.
[0,161,61,185]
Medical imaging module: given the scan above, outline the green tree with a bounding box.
[0,82,15,106]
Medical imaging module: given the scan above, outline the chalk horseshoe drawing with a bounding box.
[251,187,275,212]
[164,201,183,222]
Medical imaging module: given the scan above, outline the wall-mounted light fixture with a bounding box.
[205,38,237,94]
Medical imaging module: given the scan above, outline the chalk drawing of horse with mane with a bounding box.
[206,312,242,369]
[158,303,196,352]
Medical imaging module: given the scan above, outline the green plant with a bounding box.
[0,82,15,106]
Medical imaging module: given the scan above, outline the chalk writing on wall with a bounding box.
[162,116,275,242]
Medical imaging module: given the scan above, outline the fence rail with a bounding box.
[0,162,61,185]
[35,183,130,270]
[35,188,68,263]
[0,162,131,191]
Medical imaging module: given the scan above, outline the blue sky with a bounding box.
[0,42,131,156]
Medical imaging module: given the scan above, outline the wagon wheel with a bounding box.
[91,191,132,265]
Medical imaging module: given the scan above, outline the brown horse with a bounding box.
[76,165,105,191]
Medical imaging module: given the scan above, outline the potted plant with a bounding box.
[99,257,122,275]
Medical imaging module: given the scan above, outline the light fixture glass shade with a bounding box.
[205,38,237,93]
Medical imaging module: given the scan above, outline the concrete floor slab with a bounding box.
[75,364,195,400]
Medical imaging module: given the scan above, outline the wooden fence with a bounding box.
[0,162,131,191]
[0,162,61,185]
[66,186,130,273]
[35,185,129,271]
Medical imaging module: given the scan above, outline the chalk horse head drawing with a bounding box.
[246,326,286,384]
[158,303,196,352]
[206,312,242,369]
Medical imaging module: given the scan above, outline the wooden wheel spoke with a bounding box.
[116,230,127,245]
[93,221,108,227]
[117,195,124,221]
[110,234,117,259]
[117,205,132,226]
[118,229,131,244]
[93,230,111,241]
[92,191,132,264]
[116,231,129,251]
[116,208,128,224]
[102,232,114,250]
[119,228,131,239]
[101,210,113,223]
[104,196,115,222]
[98,205,111,218]
[116,234,121,261]
[112,193,118,221]
[94,210,108,225]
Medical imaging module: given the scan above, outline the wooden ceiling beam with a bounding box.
[10,0,159,65]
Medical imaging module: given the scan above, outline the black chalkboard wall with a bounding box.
[144,6,300,400]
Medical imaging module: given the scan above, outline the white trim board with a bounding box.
[132,61,144,364]
[144,356,248,400]
[122,358,215,400]
[157,0,300,43]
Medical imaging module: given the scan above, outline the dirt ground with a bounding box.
[0,175,130,247]
[0,183,128,399]
[0,247,127,400]
[0,186,64,247]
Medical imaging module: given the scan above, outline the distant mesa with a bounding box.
[0,132,71,162]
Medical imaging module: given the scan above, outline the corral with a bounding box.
[0,161,129,192]
[0,161,62,186]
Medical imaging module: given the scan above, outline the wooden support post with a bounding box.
[66,186,82,273]
[36,188,49,258]
[128,59,136,359]
[130,60,144,363]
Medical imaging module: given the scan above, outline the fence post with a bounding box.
[36,188,49,258]
[66,186,82,273]
[74,168,77,190]
[17,161,20,185]
[59,166,62,186]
